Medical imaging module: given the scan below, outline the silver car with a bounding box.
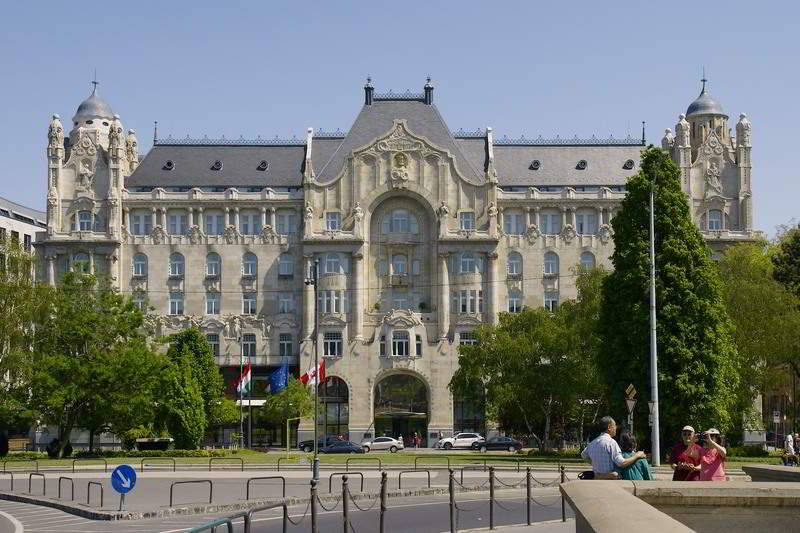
[361,436,404,453]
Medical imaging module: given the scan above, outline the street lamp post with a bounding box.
[304,258,320,480]
[649,180,661,466]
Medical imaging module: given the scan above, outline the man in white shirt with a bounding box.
[581,416,645,479]
[783,433,796,466]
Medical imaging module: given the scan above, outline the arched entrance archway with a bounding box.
[374,373,429,447]
[317,376,349,440]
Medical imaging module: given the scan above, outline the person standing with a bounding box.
[669,425,703,481]
[784,433,795,466]
[615,430,653,480]
[699,429,727,481]
[580,416,645,479]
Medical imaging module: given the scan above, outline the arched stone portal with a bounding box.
[317,376,349,439]
[374,373,429,447]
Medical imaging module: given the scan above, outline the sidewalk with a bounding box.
[452,518,575,532]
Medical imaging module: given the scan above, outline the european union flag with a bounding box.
[268,358,289,394]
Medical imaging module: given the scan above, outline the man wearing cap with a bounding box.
[668,425,703,481]
[581,416,646,479]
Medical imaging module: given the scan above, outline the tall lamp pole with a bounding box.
[649,179,661,466]
[238,335,244,449]
[304,258,320,480]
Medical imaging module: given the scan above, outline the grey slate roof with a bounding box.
[127,144,306,188]
[0,196,47,226]
[314,100,482,183]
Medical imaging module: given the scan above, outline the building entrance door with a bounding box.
[374,373,429,447]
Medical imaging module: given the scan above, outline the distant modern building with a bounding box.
[35,77,757,446]
[0,196,46,254]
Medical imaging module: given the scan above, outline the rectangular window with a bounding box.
[78,212,92,231]
[243,292,257,315]
[320,290,341,313]
[276,213,298,235]
[240,214,261,235]
[278,255,294,276]
[380,335,386,357]
[576,213,597,235]
[459,212,475,231]
[541,213,562,235]
[205,214,224,235]
[460,253,475,273]
[326,212,341,231]
[134,293,147,312]
[323,331,342,357]
[411,260,421,275]
[460,332,477,346]
[392,331,409,357]
[279,333,293,357]
[416,335,423,357]
[168,214,187,235]
[504,213,525,235]
[207,334,220,357]
[23,234,32,252]
[279,292,294,313]
[169,292,184,315]
[544,290,559,311]
[132,213,152,235]
[392,291,408,310]
[508,294,522,313]
[460,290,468,313]
[206,292,220,315]
[242,333,257,358]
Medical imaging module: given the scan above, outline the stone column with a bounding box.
[225,207,231,227]
[487,252,498,325]
[270,207,277,228]
[260,207,267,231]
[561,207,567,229]
[123,207,130,230]
[534,206,541,228]
[188,207,194,227]
[352,252,364,340]
[47,255,56,286]
[234,207,240,231]
[89,252,95,274]
[151,207,157,230]
[197,207,205,232]
[600,206,607,225]
[438,252,450,340]
[525,207,531,227]
[159,207,167,228]
[303,254,314,340]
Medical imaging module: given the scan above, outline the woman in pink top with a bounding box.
[699,428,727,481]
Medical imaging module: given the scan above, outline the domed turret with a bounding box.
[684,77,731,149]
[72,82,114,124]
[686,78,727,118]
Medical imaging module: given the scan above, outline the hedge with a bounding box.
[73,449,236,459]
[2,452,47,461]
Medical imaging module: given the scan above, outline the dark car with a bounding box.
[319,440,365,454]
[298,436,340,453]
[471,436,523,452]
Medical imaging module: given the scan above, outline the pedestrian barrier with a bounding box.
[140,457,177,472]
[186,516,235,533]
[398,469,431,490]
[189,501,291,533]
[0,472,13,492]
[87,481,103,507]
[415,456,450,470]
[58,476,74,500]
[345,457,382,471]
[459,465,489,485]
[3,460,38,473]
[170,479,213,507]
[28,473,45,495]
[329,471,363,492]
[209,457,244,471]
[72,458,108,473]
[560,464,566,522]
[246,476,286,499]
[245,503,290,533]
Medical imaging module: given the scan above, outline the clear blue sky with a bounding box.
[2,1,796,234]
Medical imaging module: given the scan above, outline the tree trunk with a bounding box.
[88,429,95,454]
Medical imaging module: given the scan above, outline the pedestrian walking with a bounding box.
[615,431,653,480]
[782,432,797,466]
[698,428,727,481]
[580,416,645,479]
[668,425,703,481]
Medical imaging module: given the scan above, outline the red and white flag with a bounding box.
[300,359,326,386]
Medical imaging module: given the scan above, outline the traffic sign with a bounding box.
[625,398,637,413]
[625,384,637,399]
[111,464,137,494]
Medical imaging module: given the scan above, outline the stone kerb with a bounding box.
[741,464,800,483]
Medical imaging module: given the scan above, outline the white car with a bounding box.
[361,436,404,453]
[436,432,484,450]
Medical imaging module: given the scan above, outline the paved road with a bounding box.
[0,487,571,532]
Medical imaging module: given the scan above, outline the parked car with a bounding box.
[298,436,340,453]
[361,436,404,453]
[436,432,484,450]
[319,440,365,454]
[471,436,523,453]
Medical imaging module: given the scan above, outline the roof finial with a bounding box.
[365,76,372,87]
[91,69,99,94]
[642,121,646,144]
[701,66,707,93]
[153,120,158,144]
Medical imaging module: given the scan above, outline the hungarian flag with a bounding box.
[300,359,325,387]
[236,360,252,395]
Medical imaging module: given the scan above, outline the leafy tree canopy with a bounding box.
[773,225,800,299]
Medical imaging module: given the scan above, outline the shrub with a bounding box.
[62,442,73,458]
[727,445,769,457]
[2,452,47,461]
[45,439,60,459]
[136,438,172,452]
[0,433,8,458]
[73,449,229,459]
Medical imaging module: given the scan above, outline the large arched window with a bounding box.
[279,253,294,276]
[507,252,522,277]
[381,209,419,234]
[580,251,596,270]
[391,254,407,275]
[243,252,258,277]
[543,252,559,276]
[133,253,148,277]
[169,252,185,278]
[73,252,90,273]
[206,252,221,277]
[708,209,723,231]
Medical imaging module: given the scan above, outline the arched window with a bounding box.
[169,253,185,278]
[391,254,407,275]
[580,251,596,270]
[708,209,723,231]
[206,253,221,277]
[279,253,294,276]
[325,253,341,274]
[507,252,522,277]
[243,252,258,277]
[73,252,90,273]
[133,253,148,277]
[543,252,559,276]
[78,211,92,231]
[508,290,522,313]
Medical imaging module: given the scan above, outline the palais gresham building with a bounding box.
[36,79,756,446]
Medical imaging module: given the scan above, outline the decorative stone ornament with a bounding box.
[525,224,541,244]
[597,224,613,244]
[737,113,752,147]
[151,225,166,244]
[676,114,690,147]
[78,159,95,189]
[48,114,64,150]
[126,129,139,167]
[188,225,203,244]
[661,128,674,150]
[561,224,577,243]
[705,161,723,196]
[390,152,410,188]
[224,225,239,244]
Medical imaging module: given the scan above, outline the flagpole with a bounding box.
[248,355,252,449]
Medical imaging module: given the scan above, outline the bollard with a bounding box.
[448,469,455,533]
[310,479,318,533]
[489,466,495,530]
[313,456,320,481]
[526,467,531,526]
[379,471,387,533]
[560,464,566,522]
[342,474,349,533]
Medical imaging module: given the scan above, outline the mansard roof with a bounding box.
[0,196,47,226]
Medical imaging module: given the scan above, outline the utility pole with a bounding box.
[238,335,244,449]
[649,179,661,466]
[305,258,321,479]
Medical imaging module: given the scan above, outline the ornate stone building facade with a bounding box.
[36,78,756,446]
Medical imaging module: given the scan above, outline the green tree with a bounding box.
[256,378,313,427]
[773,224,800,299]
[159,349,207,449]
[599,147,740,451]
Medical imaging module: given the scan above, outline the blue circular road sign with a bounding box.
[111,464,137,494]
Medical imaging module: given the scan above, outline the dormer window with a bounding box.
[257,160,269,171]
[210,160,223,171]
[102,121,109,126]
[85,120,93,125]
[623,159,635,170]
[163,160,175,171]
[576,160,588,170]
[529,160,541,170]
